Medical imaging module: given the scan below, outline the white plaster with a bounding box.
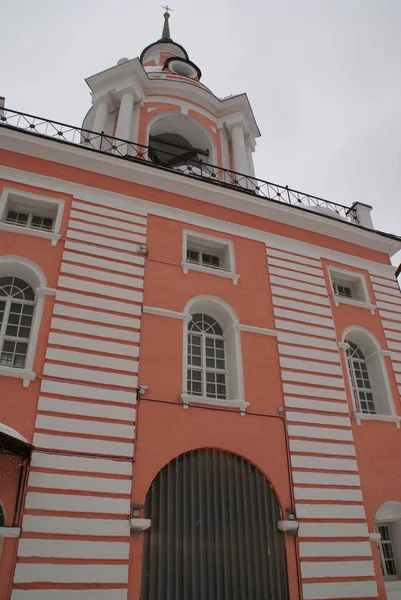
[290,439,355,456]
[64,240,145,265]
[294,487,363,501]
[280,357,343,376]
[288,425,353,441]
[283,384,347,400]
[12,590,127,599]
[182,261,240,284]
[373,283,401,297]
[277,332,338,351]
[45,347,138,371]
[143,306,188,320]
[299,522,368,539]
[43,363,137,388]
[68,219,146,244]
[40,379,136,405]
[238,324,277,336]
[53,304,140,329]
[55,291,141,316]
[380,310,401,322]
[61,263,144,289]
[269,266,326,287]
[286,411,351,427]
[31,452,132,475]
[377,300,401,313]
[18,538,129,559]
[291,455,358,471]
[266,247,322,268]
[301,560,374,579]
[22,515,130,536]
[271,286,330,306]
[268,257,324,277]
[273,296,332,316]
[13,563,128,584]
[71,199,146,224]
[57,276,143,303]
[269,275,328,296]
[299,541,372,558]
[25,491,130,513]
[38,397,136,422]
[284,397,349,414]
[274,308,334,328]
[69,209,146,235]
[28,471,131,494]
[50,319,140,343]
[302,581,378,600]
[293,471,360,487]
[67,228,142,253]
[62,251,144,277]
[35,415,134,439]
[33,433,133,457]
[296,503,365,520]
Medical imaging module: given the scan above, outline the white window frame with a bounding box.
[181,295,248,413]
[375,502,401,595]
[182,230,240,284]
[340,327,400,427]
[0,256,55,387]
[0,188,64,246]
[376,522,400,581]
[328,266,375,313]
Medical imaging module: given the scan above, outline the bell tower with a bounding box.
[82,9,260,176]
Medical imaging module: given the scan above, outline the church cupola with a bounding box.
[83,8,260,177]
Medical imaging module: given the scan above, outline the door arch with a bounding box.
[141,448,289,599]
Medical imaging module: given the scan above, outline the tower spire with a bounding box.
[161,5,173,40]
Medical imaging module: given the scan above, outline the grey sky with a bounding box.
[2,0,401,265]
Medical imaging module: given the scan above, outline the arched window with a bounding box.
[375,502,401,593]
[0,277,35,369]
[187,313,226,399]
[346,341,376,414]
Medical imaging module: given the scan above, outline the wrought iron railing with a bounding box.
[0,107,359,224]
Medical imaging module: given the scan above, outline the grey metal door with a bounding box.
[141,448,289,600]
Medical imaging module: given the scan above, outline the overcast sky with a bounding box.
[2,0,400,265]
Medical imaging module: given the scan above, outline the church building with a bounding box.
[1,10,401,600]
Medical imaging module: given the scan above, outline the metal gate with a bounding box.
[141,448,289,600]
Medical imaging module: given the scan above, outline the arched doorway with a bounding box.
[141,449,289,599]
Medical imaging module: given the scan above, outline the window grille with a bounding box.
[187,313,226,399]
[346,340,376,414]
[0,277,35,369]
[5,209,54,231]
[186,249,221,269]
[333,282,353,298]
[376,523,399,580]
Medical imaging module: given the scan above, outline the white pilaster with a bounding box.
[231,123,249,176]
[91,99,110,150]
[115,89,135,154]
[245,139,256,179]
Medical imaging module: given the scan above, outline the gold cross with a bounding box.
[161,4,173,15]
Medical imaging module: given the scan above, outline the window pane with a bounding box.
[5,210,28,226]
[31,214,54,231]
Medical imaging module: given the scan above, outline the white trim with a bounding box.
[332,295,376,314]
[354,412,401,428]
[239,324,277,336]
[181,392,249,414]
[328,266,372,306]
[143,306,192,322]
[0,222,61,245]
[369,532,382,543]
[0,527,21,538]
[0,366,36,387]
[130,518,151,532]
[181,261,240,284]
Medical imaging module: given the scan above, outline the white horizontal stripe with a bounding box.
[70,208,147,235]
[276,321,335,339]
[25,492,130,514]
[290,456,358,471]
[374,291,401,303]
[390,359,401,372]
[283,373,344,390]
[56,290,141,316]
[51,319,139,342]
[293,471,360,487]
[31,452,132,475]
[65,239,145,265]
[67,229,142,253]
[35,415,134,438]
[53,303,140,328]
[273,296,332,316]
[38,397,136,422]
[12,589,127,599]
[33,434,133,457]
[379,310,401,322]
[301,560,374,579]
[280,357,342,376]
[266,247,321,268]
[299,541,371,558]
[40,379,136,405]
[62,251,144,276]
[288,424,353,441]
[279,345,340,363]
[72,199,147,225]
[269,266,326,287]
[18,538,129,559]
[373,283,400,297]
[22,515,130,536]
[46,347,138,372]
[296,503,365,520]
[284,397,348,413]
[384,329,401,341]
[61,263,144,289]
[377,300,401,313]
[290,439,355,456]
[286,411,351,427]
[298,522,367,538]
[271,285,330,306]
[395,373,401,384]
[388,340,401,351]
[58,275,143,302]
[370,274,399,287]
[283,384,347,400]
[68,219,146,244]
[13,563,128,584]
[49,333,139,357]
[268,257,324,277]
[302,581,377,600]
[43,363,137,388]
[28,471,131,494]
[270,275,327,296]
[294,487,363,501]
[274,308,334,327]
[277,332,338,350]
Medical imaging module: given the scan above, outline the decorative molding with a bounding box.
[0,527,21,538]
[181,261,240,284]
[369,532,381,543]
[239,324,277,337]
[0,366,36,387]
[332,295,376,314]
[37,287,57,297]
[337,342,350,350]
[354,412,401,429]
[0,222,61,246]
[143,306,192,322]
[181,393,249,415]
[130,518,151,533]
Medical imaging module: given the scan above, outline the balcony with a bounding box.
[0,107,359,225]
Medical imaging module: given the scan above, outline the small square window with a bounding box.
[328,267,371,306]
[183,230,239,284]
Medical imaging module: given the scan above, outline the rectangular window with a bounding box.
[328,267,371,306]
[5,209,54,232]
[186,248,221,269]
[377,523,399,580]
[333,282,353,298]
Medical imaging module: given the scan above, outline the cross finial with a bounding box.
[162,4,173,17]
[161,5,172,39]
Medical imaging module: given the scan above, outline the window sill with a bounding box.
[0,366,36,388]
[181,393,249,415]
[354,412,401,428]
[181,262,240,285]
[0,527,21,539]
[332,295,376,314]
[0,222,61,246]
